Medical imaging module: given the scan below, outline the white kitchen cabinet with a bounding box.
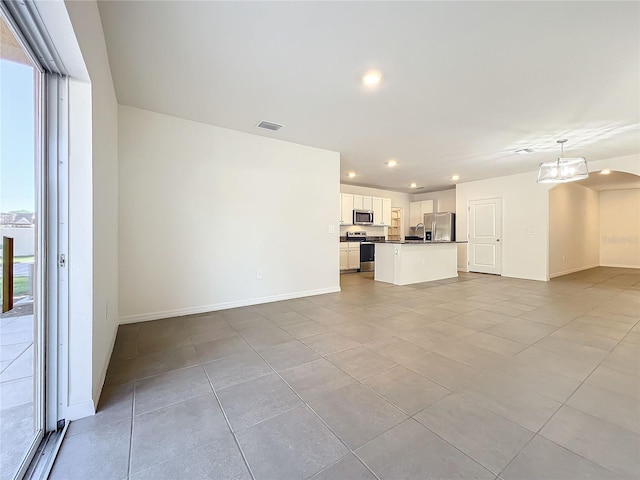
[409,200,434,226]
[340,193,354,225]
[382,198,392,226]
[372,197,383,225]
[409,202,421,226]
[371,196,392,226]
[353,195,373,211]
[339,242,361,270]
[342,192,390,226]
[339,247,349,270]
[348,246,360,269]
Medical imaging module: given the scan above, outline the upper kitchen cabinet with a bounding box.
[409,200,434,227]
[353,195,373,211]
[372,197,383,225]
[340,193,354,225]
[382,198,392,225]
[372,197,393,226]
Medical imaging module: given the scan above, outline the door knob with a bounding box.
[497,239,500,242]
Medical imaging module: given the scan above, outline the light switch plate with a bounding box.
[328,225,335,234]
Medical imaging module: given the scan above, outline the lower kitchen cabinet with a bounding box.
[339,242,361,270]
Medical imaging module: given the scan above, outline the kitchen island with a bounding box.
[374,242,458,285]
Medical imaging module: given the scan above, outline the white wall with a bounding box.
[549,183,600,277]
[119,106,340,322]
[600,189,640,268]
[66,78,94,417]
[456,154,640,281]
[456,171,550,281]
[412,188,456,213]
[340,184,411,236]
[41,0,119,416]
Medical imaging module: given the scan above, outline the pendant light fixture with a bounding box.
[537,139,589,184]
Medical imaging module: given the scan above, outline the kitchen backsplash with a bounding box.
[340,225,386,236]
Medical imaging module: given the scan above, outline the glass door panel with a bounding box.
[0,13,44,479]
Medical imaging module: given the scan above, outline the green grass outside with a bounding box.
[0,277,29,298]
[14,277,29,296]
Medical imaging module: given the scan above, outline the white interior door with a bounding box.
[468,198,502,274]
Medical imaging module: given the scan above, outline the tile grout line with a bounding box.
[126,329,139,479]
[514,282,639,473]
[495,288,639,479]
[196,346,257,480]
[405,279,638,478]
[99,269,637,480]
[126,378,136,479]
[230,327,382,480]
[233,315,509,479]
[0,341,33,376]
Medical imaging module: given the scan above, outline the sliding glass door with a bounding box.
[0,12,45,479]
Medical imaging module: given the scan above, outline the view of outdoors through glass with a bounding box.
[0,14,40,480]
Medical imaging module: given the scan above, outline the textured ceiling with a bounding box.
[97,1,640,193]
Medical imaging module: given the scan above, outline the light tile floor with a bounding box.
[0,307,35,480]
[50,267,640,479]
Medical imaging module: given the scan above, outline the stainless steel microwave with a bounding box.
[353,209,374,225]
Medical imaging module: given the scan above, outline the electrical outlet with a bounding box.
[256,269,263,279]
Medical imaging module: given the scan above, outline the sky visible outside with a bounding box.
[1,58,35,213]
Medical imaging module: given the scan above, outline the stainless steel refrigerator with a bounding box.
[424,212,455,242]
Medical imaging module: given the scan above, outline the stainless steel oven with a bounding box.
[345,231,375,272]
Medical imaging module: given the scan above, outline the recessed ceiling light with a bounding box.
[409,182,417,188]
[347,172,356,178]
[600,169,611,175]
[516,148,535,155]
[451,175,460,181]
[385,159,398,167]
[362,69,382,87]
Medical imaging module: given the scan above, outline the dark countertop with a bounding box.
[381,241,463,245]
[340,237,467,244]
[340,236,385,243]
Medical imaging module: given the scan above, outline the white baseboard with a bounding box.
[549,264,600,279]
[599,263,640,269]
[119,286,341,324]
[65,399,95,421]
[92,328,118,408]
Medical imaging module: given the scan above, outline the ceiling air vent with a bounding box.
[257,120,284,131]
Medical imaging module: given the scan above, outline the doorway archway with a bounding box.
[548,170,640,278]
